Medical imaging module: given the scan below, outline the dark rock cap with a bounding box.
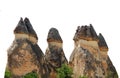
[24,17,38,40]
[73,24,99,41]
[14,17,28,34]
[90,24,99,41]
[98,33,108,51]
[14,17,38,40]
[47,28,63,43]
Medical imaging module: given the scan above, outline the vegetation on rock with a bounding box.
[23,72,38,78]
[4,69,11,78]
[56,64,73,78]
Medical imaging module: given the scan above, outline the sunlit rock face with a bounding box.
[5,18,118,78]
[45,28,68,78]
[69,25,118,78]
[6,18,48,78]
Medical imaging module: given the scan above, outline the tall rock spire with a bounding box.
[70,25,118,78]
[5,20,118,78]
[45,28,68,78]
[6,17,49,78]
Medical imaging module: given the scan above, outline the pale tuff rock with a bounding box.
[45,28,68,78]
[70,24,118,78]
[7,18,48,78]
[6,18,118,78]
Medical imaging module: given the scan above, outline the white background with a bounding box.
[0,0,120,77]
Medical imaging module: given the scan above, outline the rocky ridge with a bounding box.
[6,18,118,78]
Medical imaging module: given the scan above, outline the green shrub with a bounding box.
[4,69,11,78]
[4,69,38,78]
[56,64,73,78]
[23,72,38,78]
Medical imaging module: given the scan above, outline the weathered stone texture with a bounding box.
[73,24,99,42]
[7,18,48,78]
[6,19,118,78]
[45,28,68,78]
[70,25,118,78]
[47,28,63,43]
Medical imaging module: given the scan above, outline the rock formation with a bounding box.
[6,18,48,78]
[5,18,118,78]
[70,24,118,78]
[14,18,38,44]
[45,28,68,78]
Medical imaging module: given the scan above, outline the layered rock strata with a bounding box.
[6,18,48,78]
[5,18,118,78]
[70,24,118,78]
[45,28,68,78]
[14,18,38,44]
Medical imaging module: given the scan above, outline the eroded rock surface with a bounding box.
[70,24,118,78]
[45,28,68,78]
[7,18,48,78]
[6,19,118,78]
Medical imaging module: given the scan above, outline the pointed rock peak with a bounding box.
[24,17,29,22]
[98,33,108,51]
[89,24,99,41]
[73,24,99,41]
[20,17,23,21]
[14,17,28,34]
[47,28,63,43]
[24,17,38,39]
